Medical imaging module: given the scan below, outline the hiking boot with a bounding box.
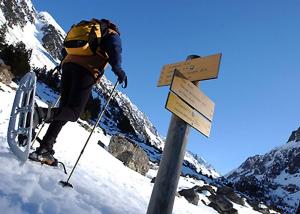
[29,147,57,166]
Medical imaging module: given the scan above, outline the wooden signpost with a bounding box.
[170,70,215,122]
[157,53,221,87]
[165,91,212,137]
[147,53,221,214]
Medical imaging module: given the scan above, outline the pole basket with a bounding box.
[59,180,73,188]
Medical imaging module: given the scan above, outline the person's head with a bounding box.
[100,19,120,35]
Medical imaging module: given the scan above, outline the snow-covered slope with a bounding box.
[0,82,266,214]
[0,0,64,68]
[226,130,300,213]
[0,0,220,181]
[0,1,283,213]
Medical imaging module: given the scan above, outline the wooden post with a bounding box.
[147,55,200,214]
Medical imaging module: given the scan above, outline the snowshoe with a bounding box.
[7,72,37,162]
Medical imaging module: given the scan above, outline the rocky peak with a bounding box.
[287,127,300,143]
[226,128,300,213]
[40,23,64,60]
[37,12,65,61]
[0,0,35,28]
[1,0,221,196]
[0,0,65,66]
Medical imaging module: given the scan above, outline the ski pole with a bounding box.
[59,80,119,188]
[31,95,61,149]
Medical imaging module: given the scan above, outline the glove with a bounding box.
[113,68,127,88]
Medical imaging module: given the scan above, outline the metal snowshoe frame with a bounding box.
[7,72,37,162]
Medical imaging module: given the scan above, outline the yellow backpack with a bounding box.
[64,20,104,56]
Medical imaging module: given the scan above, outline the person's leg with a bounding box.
[53,63,95,121]
[39,63,94,151]
[38,120,67,150]
[34,65,72,152]
[32,63,73,127]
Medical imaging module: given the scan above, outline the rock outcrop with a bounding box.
[0,62,13,84]
[108,135,150,175]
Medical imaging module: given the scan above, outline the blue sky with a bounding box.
[32,0,300,175]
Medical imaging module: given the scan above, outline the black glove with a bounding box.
[113,68,127,88]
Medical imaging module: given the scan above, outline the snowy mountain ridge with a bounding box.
[226,129,300,213]
[0,81,268,214]
[0,0,220,179]
[0,0,286,213]
[0,0,63,67]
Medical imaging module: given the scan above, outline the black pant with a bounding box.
[41,63,94,150]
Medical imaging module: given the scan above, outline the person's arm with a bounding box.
[101,33,127,87]
[101,33,122,73]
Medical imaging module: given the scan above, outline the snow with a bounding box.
[232,202,261,214]
[35,82,60,106]
[184,151,220,179]
[38,11,66,36]
[0,8,59,69]
[226,138,300,213]
[144,125,161,147]
[1,2,221,184]
[4,21,57,69]
[0,1,264,212]
[23,0,35,11]
[0,7,5,24]
[274,170,300,186]
[0,81,222,214]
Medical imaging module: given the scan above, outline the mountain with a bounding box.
[0,0,280,213]
[0,0,64,68]
[226,128,300,213]
[0,81,220,214]
[0,80,276,214]
[0,0,220,181]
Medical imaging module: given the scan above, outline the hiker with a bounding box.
[29,19,127,165]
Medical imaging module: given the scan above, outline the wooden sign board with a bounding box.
[165,92,211,137]
[158,53,222,87]
[170,71,215,121]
